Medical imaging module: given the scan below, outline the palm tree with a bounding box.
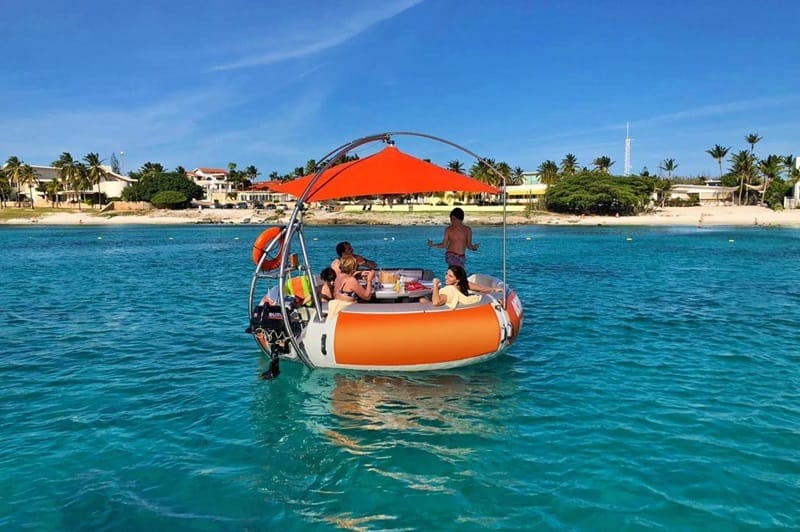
[560,154,578,177]
[511,166,525,186]
[746,133,762,155]
[757,155,782,205]
[45,177,62,207]
[655,179,672,208]
[4,156,25,206]
[469,158,498,186]
[447,160,465,174]
[0,170,10,208]
[141,162,165,175]
[659,158,678,178]
[83,152,108,207]
[537,160,559,186]
[782,155,798,184]
[730,150,755,205]
[592,156,614,174]
[52,152,84,211]
[18,164,39,209]
[706,144,730,179]
[245,165,259,180]
[268,171,280,181]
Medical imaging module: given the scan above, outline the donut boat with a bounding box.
[247,132,525,377]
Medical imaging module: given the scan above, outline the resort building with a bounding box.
[186,168,232,202]
[27,165,136,207]
[668,183,737,205]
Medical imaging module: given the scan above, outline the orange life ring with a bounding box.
[252,226,285,270]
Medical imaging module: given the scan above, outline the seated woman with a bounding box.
[319,267,337,303]
[328,256,375,317]
[424,265,484,309]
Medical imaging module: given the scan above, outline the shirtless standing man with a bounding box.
[426,207,479,268]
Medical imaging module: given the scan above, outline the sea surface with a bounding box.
[1,223,799,530]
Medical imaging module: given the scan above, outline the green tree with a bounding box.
[730,150,755,205]
[244,165,259,187]
[151,190,189,209]
[655,179,672,208]
[448,160,465,174]
[44,177,62,207]
[140,162,165,176]
[510,166,524,186]
[19,164,39,209]
[560,154,578,177]
[781,155,798,183]
[659,158,678,178]
[545,171,654,215]
[757,155,782,207]
[592,156,614,174]
[0,171,10,208]
[4,156,24,206]
[122,167,203,204]
[705,144,730,179]
[228,162,244,193]
[746,133,762,155]
[84,152,108,206]
[110,152,121,174]
[470,158,499,186]
[537,160,559,186]
[52,152,85,210]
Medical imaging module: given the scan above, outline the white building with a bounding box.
[186,168,232,201]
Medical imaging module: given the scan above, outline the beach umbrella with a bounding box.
[270,145,499,202]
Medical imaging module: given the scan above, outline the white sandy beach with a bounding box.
[3,205,800,227]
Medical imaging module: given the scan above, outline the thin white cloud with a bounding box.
[209,0,423,71]
[636,94,800,125]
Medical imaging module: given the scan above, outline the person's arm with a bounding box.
[468,281,501,294]
[466,226,479,251]
[427,227,450,249]
[356,255,378,269]
[429,278,448,306]
[352,270,375,301]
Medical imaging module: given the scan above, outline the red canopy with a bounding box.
[270,146,499,202]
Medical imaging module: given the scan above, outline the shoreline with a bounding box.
[2,205,800,228]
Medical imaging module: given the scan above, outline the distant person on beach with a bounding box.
[331,241,377,275]
[426,207,479,267]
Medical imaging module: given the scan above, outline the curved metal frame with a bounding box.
[249,131,509,369]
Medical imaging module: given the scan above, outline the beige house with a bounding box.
[28,165,136,207]
[668,184,737,205]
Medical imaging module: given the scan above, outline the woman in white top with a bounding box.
[426,265,489,309]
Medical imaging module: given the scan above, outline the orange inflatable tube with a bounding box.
[333,305,501,366]
[252,227,284,270]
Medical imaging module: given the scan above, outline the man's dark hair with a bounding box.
[335,241,350,257]
[450,207,464,221]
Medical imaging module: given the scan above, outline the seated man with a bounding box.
[331,241,377,275]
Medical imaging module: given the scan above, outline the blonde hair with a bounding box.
[339,255,358,275]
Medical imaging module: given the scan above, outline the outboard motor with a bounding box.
[246,297,303,379]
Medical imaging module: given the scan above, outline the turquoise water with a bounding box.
[1,224,799,529]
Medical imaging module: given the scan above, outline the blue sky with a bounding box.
[2,0,798,178]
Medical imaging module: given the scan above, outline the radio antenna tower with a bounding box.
[623,122,633,176]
